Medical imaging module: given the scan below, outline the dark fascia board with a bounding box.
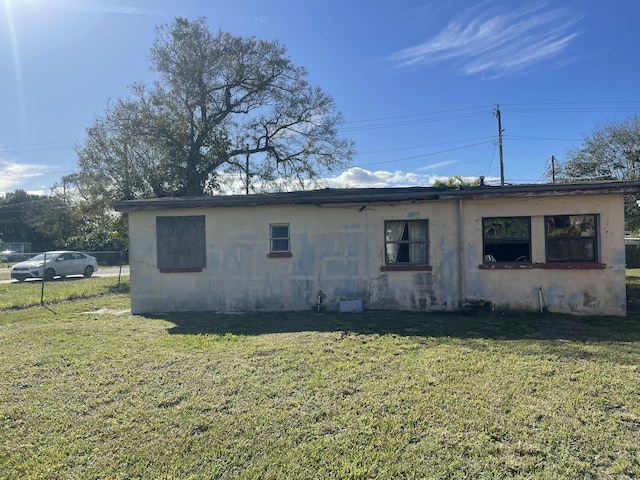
[113,180,640,212]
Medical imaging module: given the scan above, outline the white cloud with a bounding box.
[415,160,458,172]
[323,167,499,189]
[324,167,433,188]
[0,159,48,195]
[389,3,580,78]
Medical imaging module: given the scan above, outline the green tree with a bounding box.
[0,187,128,253]
[63,211,128,252]
[432,175,482,188]
[0,190,61,251]
[555,114,640,231]
[76,17,354,201]
[559,115,640,181]
[46,177,129,252]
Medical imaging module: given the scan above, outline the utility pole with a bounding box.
[551,155,556,183]
[494,105,505,186]
[245,144,250,195]
[61,173,78,205]
[62,176,68,204]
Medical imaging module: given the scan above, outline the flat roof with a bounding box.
[114,180,640,212]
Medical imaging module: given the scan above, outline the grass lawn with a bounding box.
[1,278,639,478]
[0,277,128,310]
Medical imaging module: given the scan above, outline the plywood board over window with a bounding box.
[156,215,206,272]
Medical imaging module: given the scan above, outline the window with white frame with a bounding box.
[385,220,428,265]
[270,224,290,253]
[545,214,598,262]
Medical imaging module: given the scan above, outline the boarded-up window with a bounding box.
[156,215,206,272]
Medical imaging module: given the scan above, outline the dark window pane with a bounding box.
[482,217,531,262]
[547,215,595,238]
[545,215,597,262]
[272,238,290,252]
[271,225,289,239]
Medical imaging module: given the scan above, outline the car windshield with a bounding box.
[28,253,61,262]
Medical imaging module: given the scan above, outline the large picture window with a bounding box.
[156,215,206,272]
[483,217,531,262]
[546,214,598,262]
[385,220,428,265]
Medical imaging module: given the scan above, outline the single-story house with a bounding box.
[115,181,640,316]
[0,241,32,254]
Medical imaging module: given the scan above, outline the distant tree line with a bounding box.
[0,188,127,252]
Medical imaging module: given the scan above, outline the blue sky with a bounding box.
[2,0,640,195]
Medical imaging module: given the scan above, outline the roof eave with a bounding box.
[114,181,640,212]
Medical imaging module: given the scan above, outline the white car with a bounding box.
[10,251,98,282]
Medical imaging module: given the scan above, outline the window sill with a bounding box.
[159,267,204,273]
[381,264,432,272]
[479,262,606,270]
[267,252,293,258]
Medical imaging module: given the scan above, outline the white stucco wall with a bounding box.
[461,194,626,315]
[126,192,627,315]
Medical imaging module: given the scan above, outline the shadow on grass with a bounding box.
[108,281,130,294]
[153,309,640,342]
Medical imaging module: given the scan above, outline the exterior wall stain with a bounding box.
[369,274,402,309]
[125,193,629,316]
[583,290,597,308]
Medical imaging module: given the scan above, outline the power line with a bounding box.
[356,136,496,156]
[500,101,640,114]
[340,101,640,133]
[342,105,494,125]
[1,100,638,150]
[353,140,496,168]
[0,141,75,155]
[506,135,582,142]
[501,100,640,106]
[1,101,637,156]
[3,100,639,191]
[340,111,490,133]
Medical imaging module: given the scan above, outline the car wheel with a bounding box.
[83,265,94,278]
[44,268,55,281]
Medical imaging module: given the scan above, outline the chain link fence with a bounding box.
[0,250,129,309]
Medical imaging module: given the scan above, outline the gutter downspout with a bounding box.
[458,198,465,309]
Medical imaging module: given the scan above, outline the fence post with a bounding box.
[117,250,123,292]
[40,252,47,305]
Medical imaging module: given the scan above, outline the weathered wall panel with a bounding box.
[461,194,626,315]
[127,193,627,315]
